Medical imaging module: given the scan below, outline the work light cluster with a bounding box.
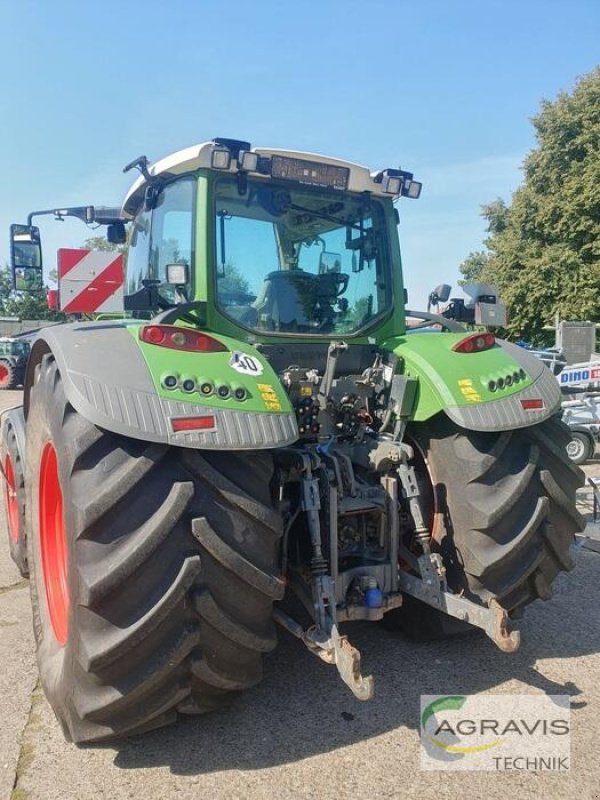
[161,373,248,401]
[487,369,527,393]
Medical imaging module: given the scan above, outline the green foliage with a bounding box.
[0,266,66,322]
[219,263,250,296]
[480,199,509,236]
[463,67,600,342]
[458,250,492,285]
[82,236,128,260]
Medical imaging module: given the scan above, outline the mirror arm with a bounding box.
[27,206,96,226]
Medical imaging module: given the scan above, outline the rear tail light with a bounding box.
[140,325,227,353]
[452,332,496,353]
[171,416,216,432]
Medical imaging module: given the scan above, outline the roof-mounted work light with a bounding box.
[382,174,402,194]
[373,168,422,199]
[211,147,231,170]
[404,178,422,199]
[238,150,259,172]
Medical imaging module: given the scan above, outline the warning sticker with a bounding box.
[229,351,264,376]
[457,378,482,402]
[257,383,282,411]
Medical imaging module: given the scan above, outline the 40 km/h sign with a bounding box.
[57,248,124,314]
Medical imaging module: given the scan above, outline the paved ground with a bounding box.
[1,387,599,799]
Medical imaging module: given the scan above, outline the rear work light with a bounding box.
[140,325,227,353]
[171,416,216,432]
[452,332,496,354]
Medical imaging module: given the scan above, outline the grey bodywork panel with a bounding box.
[27,322,299,450]
[444,340,562,432]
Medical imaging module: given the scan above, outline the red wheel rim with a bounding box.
[0,365,9,387]
[4,454,19,544]
[39,443,69,645]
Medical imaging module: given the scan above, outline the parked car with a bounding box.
[562,395,600,464]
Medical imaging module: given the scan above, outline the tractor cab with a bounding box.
[9,139,422,339]
[120,138,422,342]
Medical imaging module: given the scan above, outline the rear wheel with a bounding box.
[26,355,283,743]
[566,430,593,465]
[1,420,28,576]
[385,414,584,636]
[0,360,17,389]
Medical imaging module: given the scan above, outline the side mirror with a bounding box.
[10,224,44,292]
[107,221,127,245]
[319,251,342,274]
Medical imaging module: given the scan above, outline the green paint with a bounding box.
[385,332,534,421]
[194,174,210,300]
[126,324,292,414]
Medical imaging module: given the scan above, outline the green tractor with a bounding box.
[2,138,584,744]
[0,336,31,389]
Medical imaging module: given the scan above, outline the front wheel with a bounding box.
[26,354,283,743]
[385,414,584,635]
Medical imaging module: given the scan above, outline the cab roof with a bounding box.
[121,140,400,219]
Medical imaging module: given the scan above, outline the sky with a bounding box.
[1,0,599,309]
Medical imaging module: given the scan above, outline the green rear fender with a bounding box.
[386,332,562,432]
[24,321,298,450]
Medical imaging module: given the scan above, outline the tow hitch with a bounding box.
[397,553,521,653]
[274,610,375,700]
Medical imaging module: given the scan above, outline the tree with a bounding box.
[461,67,600,341]
[81,235,128,260]
[0,266,66,322]
[458,250,492,285]
[218,263,251,296]
[458,200,508,285]
[480,199,509,236]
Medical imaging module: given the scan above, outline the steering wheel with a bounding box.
[334,273,349,296]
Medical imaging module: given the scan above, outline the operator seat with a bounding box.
[254,270,317,332]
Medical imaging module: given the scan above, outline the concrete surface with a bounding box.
[0,387,599,799]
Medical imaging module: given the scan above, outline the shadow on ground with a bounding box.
[106,548,600,776]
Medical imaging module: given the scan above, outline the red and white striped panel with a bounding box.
[58,249,124,314]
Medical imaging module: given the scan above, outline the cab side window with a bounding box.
[125,178,195,301]
[126,209,151,295]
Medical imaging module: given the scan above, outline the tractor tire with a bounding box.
[0,360,18,390]
[1,419,28,577]
[26,354,283,744]
[385,413,584,636]
[565,430,593,465]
